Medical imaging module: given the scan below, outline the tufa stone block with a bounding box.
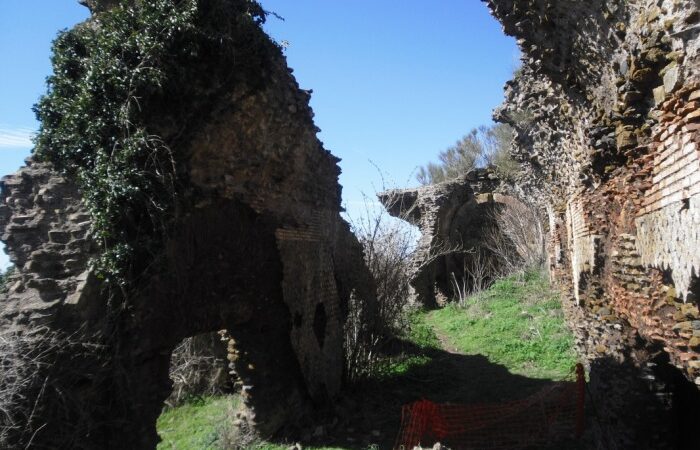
[653,85,666,106]
[662,62,682,94]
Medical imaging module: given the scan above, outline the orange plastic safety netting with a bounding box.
[394,364,585,450]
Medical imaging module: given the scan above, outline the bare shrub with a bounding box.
[166,332,232,407]
[344,291,383,382]
[344,191,418,381]
[450,250,498,306]
[0,326,109,449]
[466,250,498,292]
[448,201,545,306]
[486,201,546,274]
[0,328,49,447]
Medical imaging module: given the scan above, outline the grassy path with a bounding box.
[431,323,463,355]
[423,271,577,380]
[157,395,344,450]
[157,396,234,449]
[156,270,578,449]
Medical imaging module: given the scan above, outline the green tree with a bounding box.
[416,123,518,185]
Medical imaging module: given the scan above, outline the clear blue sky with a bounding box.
[0,1,517,269]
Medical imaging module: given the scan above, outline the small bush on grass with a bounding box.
[344,190,417,382]
[485,201,546,277]
[166,332,231,408]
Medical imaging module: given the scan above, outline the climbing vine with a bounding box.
[33,0,272,288]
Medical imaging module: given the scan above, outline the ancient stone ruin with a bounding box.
[1,0,700,448]
[0,1,375,448]
[382,0,700,446]
[485,0,700,448]
[378,169,525,307]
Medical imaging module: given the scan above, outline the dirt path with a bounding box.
[432,323,464,355]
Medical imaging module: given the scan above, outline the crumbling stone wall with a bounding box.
[0,162,94,324]
[379,169,521,307]
[486,0,700,447]
[0,1,375,449]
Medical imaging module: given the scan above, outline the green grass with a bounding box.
[157,396,236,449]
[406,310,441,349]
[157,395,348,450]
[373,309,441,378]
[425,269,577,380]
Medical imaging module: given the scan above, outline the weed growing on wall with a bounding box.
[33,0,272,288]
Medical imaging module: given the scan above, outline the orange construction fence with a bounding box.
[394,364,585,450]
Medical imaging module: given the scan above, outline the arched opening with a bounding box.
[444,196,510,295]
[651,350,700,450]
[164,332,232,409]
[134,200,319,445]
[4,0,699,449]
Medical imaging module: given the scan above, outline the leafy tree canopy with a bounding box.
[416,123,519,185]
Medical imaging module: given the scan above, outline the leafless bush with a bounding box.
[450,250,497,306]
[166,332,231,407]
[344,291,383,382]
[344,191,418,381]
[466,250,498,293]
[0,327,50,447]
[486,201,546,274]
[0,326,108,449]
[484,227,522,277]
[448,201,545,305]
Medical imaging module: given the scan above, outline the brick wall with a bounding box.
[563,85,700,385]
[275,209,344,400]
[636,87,700,300]
[566,194,601,304]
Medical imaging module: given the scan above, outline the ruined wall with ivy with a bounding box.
[0,1,375,449]
[486,0,700,447]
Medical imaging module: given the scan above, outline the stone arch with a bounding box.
[0,3,376,448]
[128,200,311,443]
[0,165,368,449]
[444,192,527,293]
[378,169,528,307]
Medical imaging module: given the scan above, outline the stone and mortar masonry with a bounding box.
[0,161,93,324]
[0,1,377,448]
[487,0,700,447]
[378,169,519,308]
[636,88,700,300]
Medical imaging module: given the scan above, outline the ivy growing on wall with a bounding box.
[33,0,273,288]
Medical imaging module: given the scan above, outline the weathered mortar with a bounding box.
[0,1,376,448]
[486,0,700,447]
